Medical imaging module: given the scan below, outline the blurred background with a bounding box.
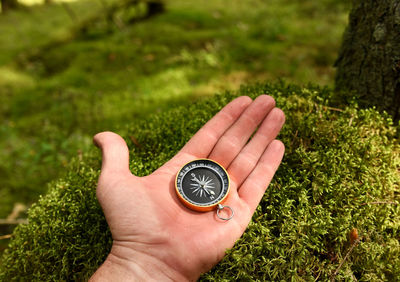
[0,0,350,251]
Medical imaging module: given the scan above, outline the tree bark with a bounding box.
[335,0,400,120]
[1,0,19,12]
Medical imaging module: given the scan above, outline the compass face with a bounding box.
[175,159,230,211]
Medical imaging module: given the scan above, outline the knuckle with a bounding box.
[260,162,275,177]
[220,135,240,153]
[241,112,258,127]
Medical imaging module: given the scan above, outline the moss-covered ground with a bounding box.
[7,0,398,279]
[1,83,399,280]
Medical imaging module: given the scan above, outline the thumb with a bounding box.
[93,131,131,176]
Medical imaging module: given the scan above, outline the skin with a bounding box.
[90,95,285,281]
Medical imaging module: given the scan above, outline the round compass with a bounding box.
[175,159,230,212]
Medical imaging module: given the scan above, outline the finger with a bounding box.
[154,96,253,176]
[238,139,285,215]
[93,131,131,177]
[208,95,275,168]
[180,96,252,157]
[227,108,285,187]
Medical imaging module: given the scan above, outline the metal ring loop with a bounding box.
[216,204,234,221]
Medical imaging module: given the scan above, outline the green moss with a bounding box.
[1,83,399,280]
[0,0,351,219]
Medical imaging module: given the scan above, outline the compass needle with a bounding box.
[191,176,201,184]
[175,159,232,218]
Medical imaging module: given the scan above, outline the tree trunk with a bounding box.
[335,0,400,120]
[1,0,19,12]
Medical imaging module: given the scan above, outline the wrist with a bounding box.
[90,243,192,282]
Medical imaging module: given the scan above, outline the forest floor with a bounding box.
[0,0,350,252]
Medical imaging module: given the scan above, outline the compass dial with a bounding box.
[175,159,230,212]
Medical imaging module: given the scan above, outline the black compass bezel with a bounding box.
[175,159,230,208]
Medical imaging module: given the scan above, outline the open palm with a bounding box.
[91,95,285,281]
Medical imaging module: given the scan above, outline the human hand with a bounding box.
[90,95,285,281]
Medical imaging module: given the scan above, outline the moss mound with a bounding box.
[1,83,399,281]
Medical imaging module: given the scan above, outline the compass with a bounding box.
[175,159,234,220]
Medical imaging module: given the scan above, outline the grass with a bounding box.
[0,0,350,252]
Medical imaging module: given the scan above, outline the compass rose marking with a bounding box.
[189,173,216,198]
